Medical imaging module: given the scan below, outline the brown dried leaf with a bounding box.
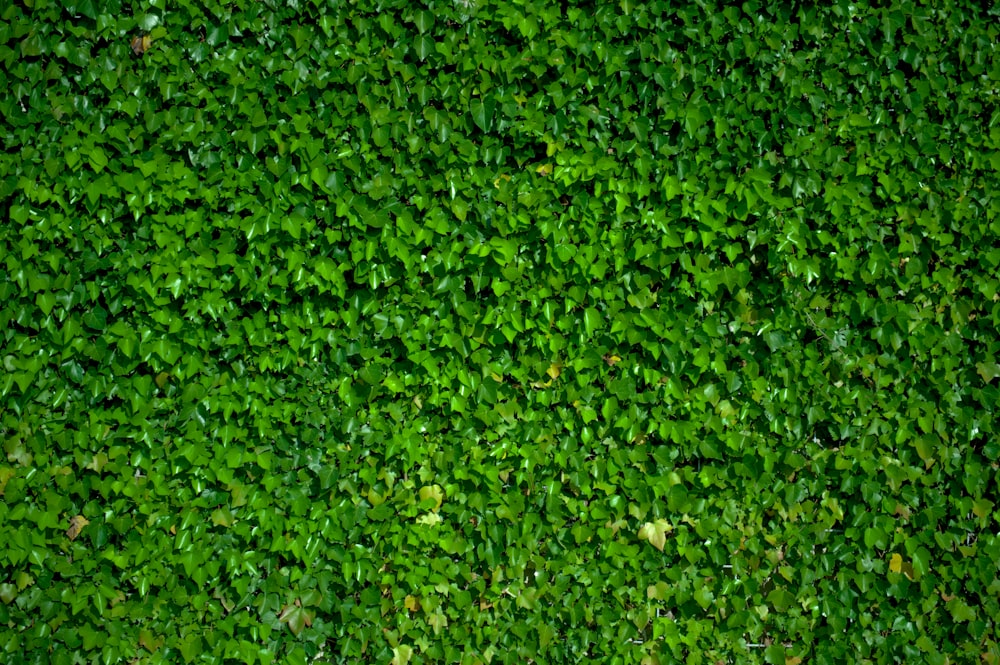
[131,34,152,56]
[67,515,90,540]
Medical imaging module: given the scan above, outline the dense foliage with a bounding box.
[2,0,1000,663]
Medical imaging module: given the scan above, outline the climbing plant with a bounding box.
[2,1,999,663]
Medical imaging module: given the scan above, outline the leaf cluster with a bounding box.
[2,1,1000,664]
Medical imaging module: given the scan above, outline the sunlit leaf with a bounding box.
[638,519,672,551]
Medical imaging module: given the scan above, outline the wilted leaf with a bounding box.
[67,515,90,540]
[131,34,152,56]
[888,553,902,574]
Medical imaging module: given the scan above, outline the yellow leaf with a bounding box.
[403,595,420,612]
[638,519,673,551]
[535,163,552,176]
[67,515,90,540]
[416,512,442,526]
[786,657,803,665]
[603,354,621,366]
[392,645,413,665]
[889,553,903,574]
[419,484,444,511]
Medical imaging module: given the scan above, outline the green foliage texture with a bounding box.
[2,0,1000,663]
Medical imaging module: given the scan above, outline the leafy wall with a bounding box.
[2,1,999,663]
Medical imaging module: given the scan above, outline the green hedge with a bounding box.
[2,0,999,663]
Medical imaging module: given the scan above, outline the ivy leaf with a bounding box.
[210,507,235,528]
[888,553,903,574]
[416,513,442,526]
[428,611,448,635]
[972,498,995,519]
[946,597,976,622]
[414,35,434,60]
[912,547,931,577]
[278,602,313,636]
[67,515,90,541]
[546,362,562,381]
[418,485,445,511]
[976,361,1000,382]
[131,34,152,56]
[391,645,413,665]
[470,97,495,132]
[913,434,938,467]
[583,308,602,336]
[89,147,108,172]
[638,519,672,551]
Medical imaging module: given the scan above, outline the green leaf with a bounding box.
[139,13,161,31]
[946,598,976,622]
[693,585,715,610]
[89,147,108,172]
[414,10,434,33]
[583,308,602,336]
[972,498,994,519]
[470,97,495,132]
[36,292,56,316]
[764,644,786,665]
[912,546,931,577]
[913,434,938,466]
[976,361,1000,382]
[864,526,887,550]
[766,588,795,613]
[414,35,434,60]
[278,604,313,636]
